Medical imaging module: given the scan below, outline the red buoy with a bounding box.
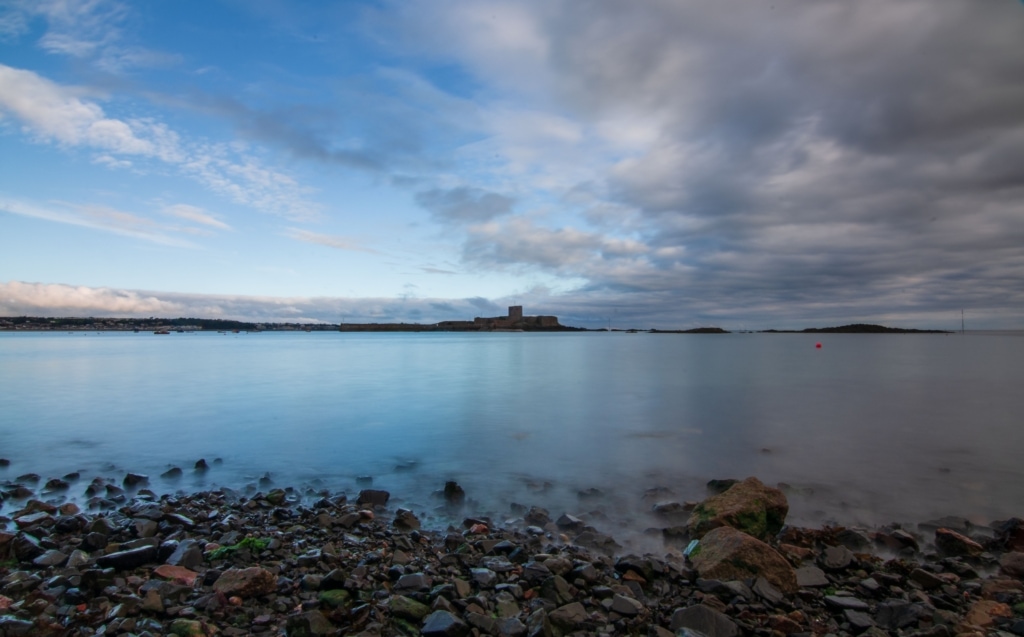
[815,342,822,349]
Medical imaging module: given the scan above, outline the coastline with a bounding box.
[3,472,1024,636]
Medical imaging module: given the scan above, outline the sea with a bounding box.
[2,330,1023,537]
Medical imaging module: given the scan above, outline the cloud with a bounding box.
[415,186,515,224]
[1,0,179,72]
[162,204,231,231]
[384,0,1024,328]
[0,196,197,247]
[0,63,320,220]
[0,280,525,324]
[285,228,380,254]
[0,281,183,316]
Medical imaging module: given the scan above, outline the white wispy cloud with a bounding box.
[0,196,197,247]
[162,204,231,231]
[0,63,321,221]
[285,229,380,254]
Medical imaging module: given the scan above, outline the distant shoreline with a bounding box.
[0,316,954,334]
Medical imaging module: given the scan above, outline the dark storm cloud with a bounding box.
[421,0,1024,327]
[415,186,515,224]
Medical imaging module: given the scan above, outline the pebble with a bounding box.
[0,475,1019,637]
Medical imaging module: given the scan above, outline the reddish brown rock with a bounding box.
[962,600,1012,629]
[686,477,789,541]
[212,567,277,598]
[981,578,1023,600]
[689,526,798,593]
[154,564,199,586]
[999,551,1024,578]
[935,528,983,558]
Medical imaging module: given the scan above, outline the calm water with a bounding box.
[2,330,1023,533]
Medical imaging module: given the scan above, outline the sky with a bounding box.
[1,1,1023,329]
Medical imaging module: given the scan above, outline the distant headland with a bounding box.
[0,314,952,334]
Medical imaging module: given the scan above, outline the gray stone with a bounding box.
[496,617,528,637]
[422,610,470,637]
[0,616,35,636]
[285,610,336,636]
[549,602,587,630]
[909,568,943,590]
[356,489,390,507]
[166,539,203,569]
[820,545,855,570]
[393,508,420,531]
[95,545,158,570]
[32,549,67,567]
[752,576,783,604]
[875,601,931,630]
[66,549,90,569]
[824,595,870,611]
[471,567,497,588]
[396,572,432,592]
[611,594,643,616]
[669,604,739,637]
[845,609,876,630]
[390,595,430,620]
[795,566,829,588]
[526,608,553,637]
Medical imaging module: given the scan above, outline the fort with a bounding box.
[435,305,563,332]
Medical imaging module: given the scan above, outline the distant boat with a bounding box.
[154,330,170,335]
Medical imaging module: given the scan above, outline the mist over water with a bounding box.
[2,331,1023,534]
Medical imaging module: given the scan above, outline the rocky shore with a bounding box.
[3,471,1024,637]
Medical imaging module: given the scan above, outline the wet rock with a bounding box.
[999,551,1024,577]
[0,616,35,636]
[167,538,204,569]
[212,567,277,598]
[963,600,1013,629]
[161,466,183,478]
[821,544,855,570]
[824,595,870,611]
[393,508,421,531]
[687,476,788,540]
[706,479,739,495]
[11,533,44,562]
[285,610,336,636]
[610,593,643,616]
[795,565,829,588]
[846,608,876,631]
[689,526,798,593]
[356,489,390,507]
[168,618,207,636]
[994,518,1024,552]
[496,617,528,637]
[43,478,68,491]
[548,601,587,631]
[670,604,740,637]
[123,472,149,487]
[934,528,982,559]
[96,545,158,570]
[909,568,944,590]
[195,459,209,471]
[422,610,470,637]
[525,506,550,526]
[444,481,466,506]
[391,595,431,620]
[396,572,432,592]
[32,549,67,567]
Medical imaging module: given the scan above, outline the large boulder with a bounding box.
[687,476,788,540]
[689,526,798,594]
